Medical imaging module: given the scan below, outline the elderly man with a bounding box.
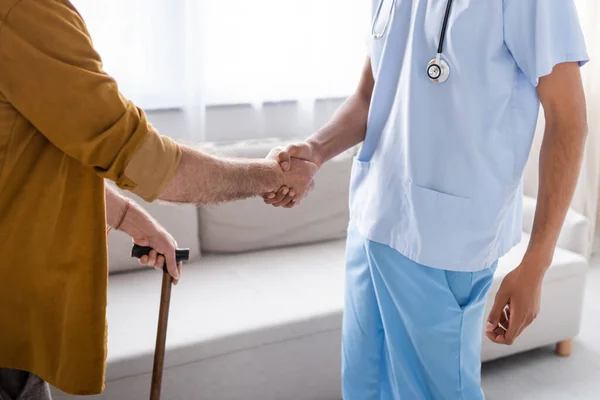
[266,0,589,398]
[0,0,316,398]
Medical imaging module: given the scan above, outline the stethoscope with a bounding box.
[371,0,454,84]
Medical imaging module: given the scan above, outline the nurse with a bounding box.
[265,0,589,398]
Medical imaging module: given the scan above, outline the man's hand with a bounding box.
[486,261,544,345]
[118,201,183,284]
[275,153,318,206]
[264,142,322,207]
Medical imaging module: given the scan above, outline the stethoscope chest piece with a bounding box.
[427,58,450,84]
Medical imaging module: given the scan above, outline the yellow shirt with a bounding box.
[0,0,181,394]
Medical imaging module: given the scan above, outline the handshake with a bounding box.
[262,142,323,208]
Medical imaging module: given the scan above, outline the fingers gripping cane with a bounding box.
[132,245,190,400]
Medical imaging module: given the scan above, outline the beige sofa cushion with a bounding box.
[107,184,201,274]
[99,239,348,383]
[198,139,356,253]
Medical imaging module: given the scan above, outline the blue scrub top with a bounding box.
[350,0,589,271]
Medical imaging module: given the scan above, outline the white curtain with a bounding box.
[73,0,370,140]
[523,0,600,257]
[75,1,187,110]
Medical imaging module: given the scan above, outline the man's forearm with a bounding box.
[158,146,284,205]
[306,57,375,165]
[526,123,587,269]
[105,184,128,229]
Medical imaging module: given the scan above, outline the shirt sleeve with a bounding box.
[0,0,181,202]
[503,0,589,88]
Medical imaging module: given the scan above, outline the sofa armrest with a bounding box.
[522,196,590,257]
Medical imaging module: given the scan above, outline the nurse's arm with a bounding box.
[526,62,587,270]
[304,56,376,164]
[264,57,375,206]
[486,62,587,345]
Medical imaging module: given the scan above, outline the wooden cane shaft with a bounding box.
[150,272,173,400]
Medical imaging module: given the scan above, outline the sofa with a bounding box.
[52,139,590,400]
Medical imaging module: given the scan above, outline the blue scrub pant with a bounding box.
[342,226,497,400]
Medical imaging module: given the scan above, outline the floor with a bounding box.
[481,258,600,400]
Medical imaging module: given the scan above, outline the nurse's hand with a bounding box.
[485,263,544,345]
[263,143,320,207]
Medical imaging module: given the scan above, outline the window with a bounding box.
[74,0,370,109]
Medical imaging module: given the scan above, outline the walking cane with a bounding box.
[132,244,190,400]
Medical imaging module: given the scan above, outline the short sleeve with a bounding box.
[0,0,181,201]
[503,0,589,87]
